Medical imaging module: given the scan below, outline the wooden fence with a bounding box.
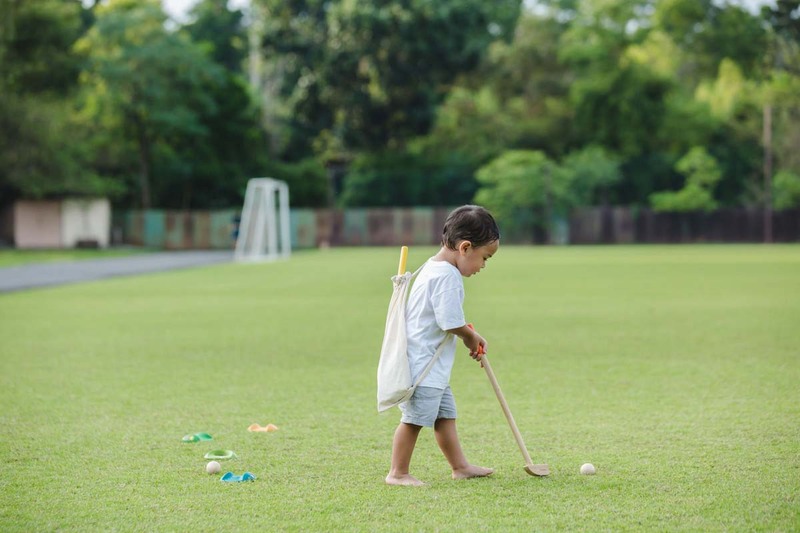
[113,207,800,250]
[114,208,453,249]
[569,207,800,244]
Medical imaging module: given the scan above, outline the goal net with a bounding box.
[234,178,291,262]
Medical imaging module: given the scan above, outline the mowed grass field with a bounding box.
[0,248,144,267]
[0,245,798,531]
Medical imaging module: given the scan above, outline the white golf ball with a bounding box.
[206,461,222,475]
[580,463,596,475]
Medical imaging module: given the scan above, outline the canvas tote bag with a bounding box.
[377,250,450,412]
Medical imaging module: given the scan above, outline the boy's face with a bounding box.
[456,239,499,277]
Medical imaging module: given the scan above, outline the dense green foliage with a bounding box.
[339,150,475,207]
[0,0,799,213]
[256,0,520,157]
[650,147,722,212]
[1,246,798,530]
[0,0,105,200]
[475,146,620,240]
[773,169,800,210]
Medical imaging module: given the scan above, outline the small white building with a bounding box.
[4,198,111,248]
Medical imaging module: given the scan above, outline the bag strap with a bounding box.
[408,263,426,282]
[411,333,453,388]
[397,261,427,302]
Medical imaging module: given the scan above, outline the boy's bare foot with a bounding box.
[385,473,426,486]
[452,465,494,480]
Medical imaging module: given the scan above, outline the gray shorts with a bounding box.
[399,386,457,427]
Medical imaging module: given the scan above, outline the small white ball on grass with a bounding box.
[206,461,221,475]
[580,463,596,475]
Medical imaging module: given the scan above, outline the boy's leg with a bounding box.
[433,418,467,470]
[434,418,493,479]
[433,388,494,480]
[386,422,425,486]
[387,387,443,486]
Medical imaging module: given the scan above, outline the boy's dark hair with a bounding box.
[441,205,500,250]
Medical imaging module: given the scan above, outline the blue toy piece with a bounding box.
[221,472,256,482]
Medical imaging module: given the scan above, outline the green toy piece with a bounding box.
[204,450,237,460]
[182,433,213,443]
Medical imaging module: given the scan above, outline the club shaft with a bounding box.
[481,355,535,466]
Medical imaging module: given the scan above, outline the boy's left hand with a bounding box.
[465,323,486,364]
[448,323,487,364]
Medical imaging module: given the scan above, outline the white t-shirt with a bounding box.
[405,259,465,389]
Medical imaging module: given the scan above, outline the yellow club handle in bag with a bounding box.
[397,246,408,276]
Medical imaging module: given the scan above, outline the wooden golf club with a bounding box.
[469,325,550,477]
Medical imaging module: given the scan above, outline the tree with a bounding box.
[154,74,271,209]
[557,0,673,159]
[412,86,520,169]
[474,150,561,241]
[75,0,224,208]
[654,0,767,82]
[263,158,329,208]
[339,151,433,207]
[183,0,248,74]
[338,149,475,207]
[473,148,619,241]
[695,59,748,120]
[561,145,622,206]
[0,97,120,200]
[773,170,800,210]
[456,10,576,157]
[759,2,800,195]
[0,0,86,94]
[567,63,673,159]
[254,0,522,157]
[690,59,763,206]
[0,0,111,202]
[166,0,279,209]
[650,146,721,212]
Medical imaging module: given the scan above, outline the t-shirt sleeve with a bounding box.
[430,275,465,332]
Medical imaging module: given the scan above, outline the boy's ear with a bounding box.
[458,241,472,254]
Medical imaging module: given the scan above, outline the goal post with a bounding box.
[234,178,291,262]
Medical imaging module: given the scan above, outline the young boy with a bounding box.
[385,205,500,486]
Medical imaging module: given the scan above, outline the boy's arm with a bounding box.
[447,324,486,361]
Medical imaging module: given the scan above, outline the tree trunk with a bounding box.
[543,165,553,244]
[763,103,773,243]
[134,118,152,209]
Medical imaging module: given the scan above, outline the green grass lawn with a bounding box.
[0,248,146,267]
[1,245,798,531]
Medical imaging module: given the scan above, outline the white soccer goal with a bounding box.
[234,178,291,262]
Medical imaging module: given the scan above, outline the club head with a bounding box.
[524,464,550,477]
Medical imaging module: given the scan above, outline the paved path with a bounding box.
[0,251,233,293]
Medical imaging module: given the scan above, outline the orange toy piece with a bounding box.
[248,423,279,432]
